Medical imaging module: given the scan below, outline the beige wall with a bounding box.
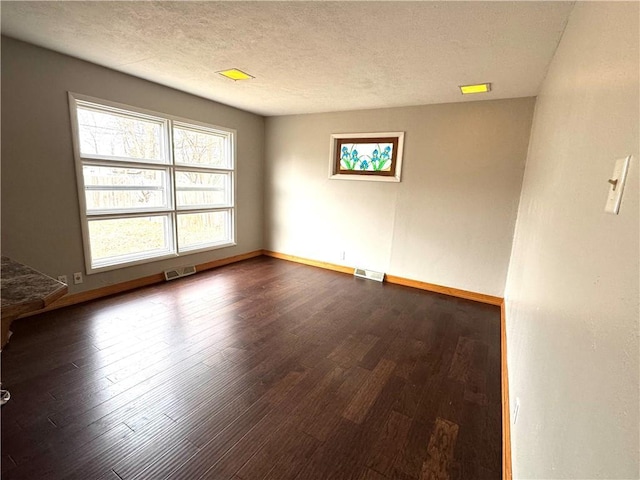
[1,37,264,293]
[265,98,535,297]
[504,3,639,478]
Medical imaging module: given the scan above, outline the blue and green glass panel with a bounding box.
[335,137,398,176]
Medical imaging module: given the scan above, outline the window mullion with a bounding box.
[168,118,179,254]
[174,165,234,174]
[85,211,171,221]
[175,206,232,215]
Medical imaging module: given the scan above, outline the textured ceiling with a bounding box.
[1,1,574,116]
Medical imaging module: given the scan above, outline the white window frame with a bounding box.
[68,92,237,274]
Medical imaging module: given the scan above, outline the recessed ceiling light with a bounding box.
[217,68,254,81]
[460,83,491,95]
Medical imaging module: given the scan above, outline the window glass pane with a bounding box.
[339,142,394,172]
[77,106,166,162]
[83,166,168,211]
[177,211,230,251]
[88,216,172,266]
[173,125,230,168]
[175,171,229,209]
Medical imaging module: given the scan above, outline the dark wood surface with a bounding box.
[0,256,501,479]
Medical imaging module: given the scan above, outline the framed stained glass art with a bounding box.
[329,132,405,182]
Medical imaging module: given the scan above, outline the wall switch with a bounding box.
[57,275,68,285]
[73,272,83,285]
[513,397,520,424]
[604,155,632,214]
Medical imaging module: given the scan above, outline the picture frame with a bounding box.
[329,132,405,182]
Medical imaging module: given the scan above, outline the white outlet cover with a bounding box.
[604,155,631,214]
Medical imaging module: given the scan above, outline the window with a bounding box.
[68,93,236,273]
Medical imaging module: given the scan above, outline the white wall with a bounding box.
[265,98,535,297]
[504,3,639,478]
[1,37,264,294]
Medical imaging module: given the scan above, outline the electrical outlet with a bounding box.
[73,272,83,285]
[57,275,68,284]
[341,251,346,261]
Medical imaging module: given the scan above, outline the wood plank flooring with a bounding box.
[0,256,502,479]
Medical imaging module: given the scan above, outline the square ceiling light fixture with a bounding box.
[459,83,491,95]
[217,68,254,81]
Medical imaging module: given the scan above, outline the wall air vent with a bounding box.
[164,265,197,281]
[354,268,385,282]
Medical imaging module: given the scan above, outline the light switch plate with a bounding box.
[604,155,631,215]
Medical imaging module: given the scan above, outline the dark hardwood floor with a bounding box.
[0,256,502,479]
